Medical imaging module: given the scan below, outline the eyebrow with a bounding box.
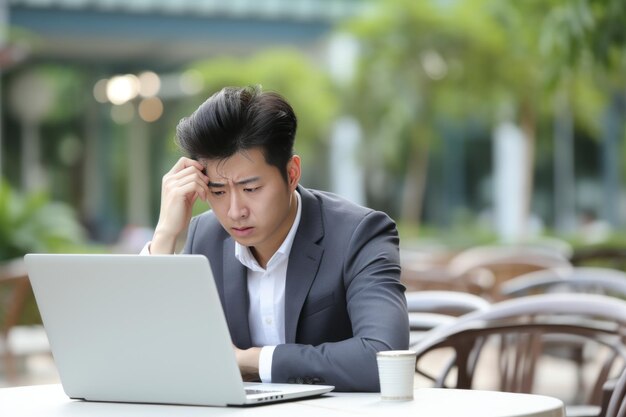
[208,176,261,188]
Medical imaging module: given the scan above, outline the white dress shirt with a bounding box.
[234,191,302,383]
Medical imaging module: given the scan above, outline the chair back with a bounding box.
[406,291,491,316]
[405,291,490,343]
[413,293,626,409]
[500,267,626,299]
[448,245,572,300]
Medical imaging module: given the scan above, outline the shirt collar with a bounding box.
[235,190,302,271]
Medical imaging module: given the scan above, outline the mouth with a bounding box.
[231,226,254,237]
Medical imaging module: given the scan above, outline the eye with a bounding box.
[244,186,260,193]
[211,190,225,197]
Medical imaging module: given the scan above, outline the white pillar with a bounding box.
[327,33,358,86]
[127,119,150,226]
[9,70,54,191]
[20,120,45,191]
[327,33,365,205]
[493,121,527,242]
[330,117,365,205]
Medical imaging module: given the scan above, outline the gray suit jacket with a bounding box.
[182,185,409,391]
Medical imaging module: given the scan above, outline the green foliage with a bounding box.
[343,0,626,226]
[347,0,626,139]
[7,64,87,124]
[517,0,626,73]
[495,0,626,131]
[0,179,85,261]
[39,64,88,123]
[398,221,498,251]
[344,0,514,222]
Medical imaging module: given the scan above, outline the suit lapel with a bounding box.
[222,238,252,348]
[284,187,324,343]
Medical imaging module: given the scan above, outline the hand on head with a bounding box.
[151,157,209,254]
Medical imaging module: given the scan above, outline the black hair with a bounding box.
[175,85,297,182]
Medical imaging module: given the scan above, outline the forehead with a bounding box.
[203,149,271,180]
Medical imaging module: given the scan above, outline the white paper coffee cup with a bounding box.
[376,350,416,401]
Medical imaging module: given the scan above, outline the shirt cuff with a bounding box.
[139,241,152,255]
[259,345,276,383]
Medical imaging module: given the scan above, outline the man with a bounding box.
[147,86,408,392]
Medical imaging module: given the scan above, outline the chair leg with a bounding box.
[1,277,32,385]
[521,332,542,393]
[591,351,619,406]
[500,334,519,392]
[1,334,18,384]
[456,340,475,389]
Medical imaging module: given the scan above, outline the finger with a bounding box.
[164,181,203,205]
[179,178,211,203]
[168,165,209,183]
[166,173,209,200]
[168,157,205,175]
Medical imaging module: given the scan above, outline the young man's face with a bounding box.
[204,147,300,266]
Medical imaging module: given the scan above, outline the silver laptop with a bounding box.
[24,253,334,406]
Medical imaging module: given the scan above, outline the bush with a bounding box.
[0,178,86,326]
[0,179,85,261]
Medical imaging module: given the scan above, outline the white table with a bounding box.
[0,384,564,417]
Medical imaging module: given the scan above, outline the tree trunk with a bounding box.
[400,128,430,231]
[553,89,576,233]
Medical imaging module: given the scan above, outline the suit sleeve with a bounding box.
[270,211,409,392]
[181,216,201,254]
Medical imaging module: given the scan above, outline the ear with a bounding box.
[286,155,301,191]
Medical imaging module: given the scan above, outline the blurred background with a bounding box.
[1,0,626,394]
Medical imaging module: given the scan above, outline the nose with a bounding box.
[227,191,249,220]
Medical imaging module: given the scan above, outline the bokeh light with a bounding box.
[93,79,109,103]
[106,74,140,105]
[138,97,163,122]
[138,71,161,98]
